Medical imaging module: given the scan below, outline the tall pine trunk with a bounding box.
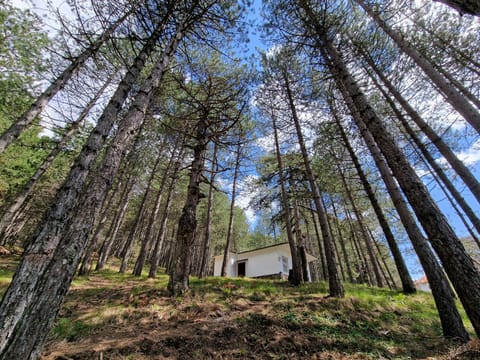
[337,165,384,288]
[168,119,208,295]
[133,145,179,276]
[309,205,327,280]
[149,145,185,278]
[198,143,218,278]
[332,108,415,293]
[283,69,343,296]
[329,197,354,283]
[271,109,303,285]
[221,140,242,276]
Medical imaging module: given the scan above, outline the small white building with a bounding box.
[213,242,317,280]
[414,275,431,292]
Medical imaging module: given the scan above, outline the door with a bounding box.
[237,261,246,277]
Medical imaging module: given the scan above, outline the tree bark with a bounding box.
[198,143,218,278]
[292,195,310,282]
[168,118,208,295]
[369,228,397,289]
[271,109,303,286]
[329,197,354,283]
[133,145,178,276]
[320,195,346,282]
[99,178,136,271]
[309,205,327,280]
[79,168,134,275]
[336,70,470,337]
[116,153,163,273]
[149,145,185,278]
[345,205,372,285]
[359,111,470,340]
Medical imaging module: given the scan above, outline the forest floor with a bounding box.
[0,255,479,359]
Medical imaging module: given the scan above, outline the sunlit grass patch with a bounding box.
[52,318,98,342]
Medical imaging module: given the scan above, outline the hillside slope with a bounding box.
[0,256,478,359]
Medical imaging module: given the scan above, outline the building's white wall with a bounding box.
[213,257,222,276]
[212,244,315,279]
[213,254,236,276]
[277,249,292,276]
[239,249,286,277]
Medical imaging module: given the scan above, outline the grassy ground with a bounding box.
[0,255,479,359]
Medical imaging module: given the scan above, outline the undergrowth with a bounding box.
[0,256,476,359]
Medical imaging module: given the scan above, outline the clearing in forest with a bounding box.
[0,256,478,359]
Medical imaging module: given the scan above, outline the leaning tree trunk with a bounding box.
[336,165,384,288]
[0,14,189,358]
[283,68,343,296]
[198,142,218,278]
[0,5,138,154]
[318,30,474,339]
[221,140,242,277]
[320,195,346,282]
[418,150,480,249]
[433,0,480,16]
[308,205,327,280]
[345,205,372,285]
[354,0,480,134]
[329,197,354,283]
[359,48,480,208]
[116,152,163,273]
[332,109,415,293]
[0,76,114,243]
[79,148,140,274]
[168,118,209,295]
[355,107,470,340]
[271,108,303,286]
[369,228,396,290]
[292,195,310,282]
[97,178,136,271]
[303,215,321,281]
[433,61,480,110]
[79,168,135,275]
[365,64,480,233]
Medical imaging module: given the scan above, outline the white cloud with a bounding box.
[235,175,260,226]
[265,44,283,58]
[452,140,480,166]
[12,0,74,38]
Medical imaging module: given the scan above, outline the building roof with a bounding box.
[414,275,428,285]
[238,242,289,254]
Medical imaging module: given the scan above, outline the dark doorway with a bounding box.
[237,262,246,277]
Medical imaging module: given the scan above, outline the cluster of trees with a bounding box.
[0,0,479,358]
[0,0,260,357]
[254,0,480,344]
